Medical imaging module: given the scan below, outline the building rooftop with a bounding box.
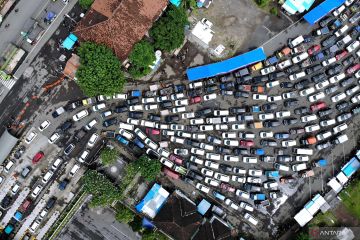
[74,0,168,61]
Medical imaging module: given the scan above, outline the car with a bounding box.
[315,79,330,90]
[259,113,275,120]
[308,45,321,55]
[346,40,359,53]
[289,71,306,81]
[331,92,347,103]
[267,95,282,102]
[25,131,38,144]
[324,85,338,96]
[341,77,355,88]
[294,107,309,115]
[318,108,333,118]
[64,143,75,156]
[337,113,352,122]
[305,124,321,133]
[72,109,89,122]
[292,52,309,64]
[284,99,299,107]
[308,92,325,102]
[103,118,117,127]
[263,120,281,128]
[290,128,305,135]
[260,139,277,147]
[275,110,291,118]
[326,64,343,76]
[280,82,293,89]
[196,183,210,193]
[259,131,273,138]
[32,151,44,164]
[189,96,201,104]
[31,185,43,198]
[283,118,298,125]
[294,79,311,90]
[203,93,217,101]
[38,120,51,131]
[224,139,239,146]
[260,66,276,75]
[274,132,290,139]
[310,102,327,112]
[347,64,360,74]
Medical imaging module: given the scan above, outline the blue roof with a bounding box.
[142,218,155,229]
[341,157,360,177]
[304,0,345,25]
[169,0,181,7]
[186,48,266,81]
[62,33,78,50]
[197,199,211,215]
[135,183,169,218]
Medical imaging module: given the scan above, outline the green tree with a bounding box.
[254,0,269,8]
[79,0,94,9]
[270,7,278,16]
[128,40,156,78]
[76,42,125,96]
[100,147,118,166]
[82,170,121,207]
[150,5,188,52]
[134,155,162,182]
[115,204,135,224]
[296,232,311,240]
[142,230,168,240]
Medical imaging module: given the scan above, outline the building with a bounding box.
[0,130,19,165]
[74,0,168,62]
[282,0,315,15]
[63,54,80,80]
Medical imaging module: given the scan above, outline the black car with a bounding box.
[230,107,248,114]
[195,108,212,117]
[103,117,118,127]
[282,118,298,125]
[221,90,233,96]
[280,82,294,88]
[290,127,305,135]
[220,82,235,90]
[233,148,249,155]
[284,99,299,108]
[325,85,339,95]
[285,65,300,74]
[340,77,355,87]
[304,35,314,43]
[128,111,143,119]
[46,197,57,209]
[269,71,286,81]
[188,89,202,98]
[160,100,173,109]
[215,147,232,154]
[205,85,219,93]
[318,108,333,117]
[187,171,204,181]
[114,105,128,113]
[263,120,281,128]
[165,115,179,123]
[252,75,268,84]
[60,121,72,132]
[1,195,12,209]
[219,164,233,172]
[342,56,355,67]
[126,97,140,105]
[321,35,337,47]
[235,75,252,84]
[312,73,327,83]
[64,143,75,156]
[294,107,310,115]
[305,64,322,75]
[234,91,250,98]
[294,79,311,90]
[65,100,82,111]
[319,16,334,27]
[147,149,160,160]
[260,139,278,147]
[326,64,342,76]
[148,114,161,121]
[262,103,277,112]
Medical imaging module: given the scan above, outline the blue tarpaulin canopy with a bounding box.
[186,48,266,81]
[62,33,78,50]
[46,11,56,21]
[341,157,360,177]
[169,0,181,7]
[197,199,211,215]
[304,0,345,25]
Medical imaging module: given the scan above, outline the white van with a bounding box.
[244,213,258,226]
[160,157,174,168]
[293,148,313,155]
[288,35,304,48]
[144,138,159,150]
[334,134,348,144]
[31,185,43,198]
[119,129,134,140]
[292,163,307,172]
[29,220,41,233]
[140,120,156,128]
[42,170,54,184]
[119,122,135,131]
[4,160,15,173]
[52,158,63,170]
[69,164,80,177]
[72,109,89,121]
[92,103,106,112]
[134,128,147,140]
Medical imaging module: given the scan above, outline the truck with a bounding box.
[291,45,306,54]
[174,166,187,175]
[251,85,265,93]
[330,19,342,30]
[213,191,226,201]
[160,86,174,96]
[300,170,315,178]
[251,105,261,113]
[250,193,266,201]
[250,121,263,129]
[130,90,141,97]
[265,56,279,66]
[250,148,265,156]
[265,171,280,179]
[313,159,327,167]
[315,26,330,36]
[276,46,291,59]
[300,136,317,145]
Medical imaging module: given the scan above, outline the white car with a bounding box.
[259,131,273,138]
[38,120,51,131]
[223,139,239,146]
[174,148,188,156]
[322,57,336,67]
[331,92,347,103]
[175,99,189,106]
[292,52,309,64]
[189,81,203,89]
[232,176,246,183]
[142,97,156,104]
[277,59,292,69]
[203,93,217,101]
[214,172,230,182]
[182,112,195,119]
[72,109,89,121]
[156,96,168,102]
[172,106,186,113]
[329,73,346,84]
[113,93,128,99]
[259,113,275,120]
[275,110,291,118]
[316,131,332,141]
[231,124,245,130]
[260,66,276,75]
[201,168,214,177]
[25,131,38,144]
[144,104,158,110]
[263,181,279,189]
[223,155,240,162]
[204,160,220,169]
[247,177,262,184]
[200,125,214,131]
[289,71,306,81]
[305,124,321,133]
[308,92,325,102]
[119,129,134,140]
[301,114,317,123]
[315,80,330,90]
[239,202,254,212]
[346,85,360,96]
[225,199,239,210]
[170,124,185,131]
[87,133,99,147]
[214,110,229,116]
[346,40,359,53]
[192,133,206,140]
[48,133,60,144]
[351,93,360,103]
[190,118,204,125]
[215,124,228,130]
[244,213,258,226]
[235,189,250,199]
[266,80,279,88]
[222,132,237,139]
[267,95,282,102]
[252,94,267,100]
[282,139,296,147]
[345,0,355,6]
[191,148,205,156]
[248,169,263,176]
[196,183,210,193]
[204,177,220,187]
[320,119,336,127]
[78,150,90,163]
[170,93,185,100]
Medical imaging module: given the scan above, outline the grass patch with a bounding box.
[270,7,278,16]
[339,179,360,220]
[254,0,270,8]
[309,211,338,227]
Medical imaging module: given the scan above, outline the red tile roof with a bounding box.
[74,0,168,61]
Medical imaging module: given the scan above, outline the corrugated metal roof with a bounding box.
[0,130,18,165]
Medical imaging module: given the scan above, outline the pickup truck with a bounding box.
[315,26,330,36]
[310,52,325,62]
[330,19,342,30]
[249,121,263,129]
[291,45,305,54]
[265,56,279,66]
[250,193,266,201]
[251,85,265,93]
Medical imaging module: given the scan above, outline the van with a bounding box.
[52,158,63,170]
[42,170,54,184]
[333,134,348,144]
[288,35,304,48]
[274,163,290,171]
[140,120,156,128]
[31,185,43,198]
[119,122,135,131]
[84,119,98,130]
[29,220,41,233]
[92,103,106,112]
[293,148,314,155]
[69,164,80,177]
[144,138,159,150]
[292,163,307,172]
[244,213,258,226]
[72,109,89,121]
[4,160,15,173]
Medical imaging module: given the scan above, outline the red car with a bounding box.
[162,167,180,180]
[347,64,360,74]
[32,151,44,164]
[146,128,160,135]
[220,183,236,192]
[310,101,327,112]
[307,45,321,55]
[335,50,348,61]
[169,154,183,165]
[190,96,201,104]
[239,140,254,147]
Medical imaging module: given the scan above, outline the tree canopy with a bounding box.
[150,5,188,52]
[100,147,118,166]
[79,0,94,9]
[76,42,125,96]
[82,170,121,207]
[134,155,162,182]
[115,203,135,224]
[128,40,156,78]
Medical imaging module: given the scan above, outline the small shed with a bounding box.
[62,33,78,50]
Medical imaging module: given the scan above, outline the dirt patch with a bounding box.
[333,204,360,227]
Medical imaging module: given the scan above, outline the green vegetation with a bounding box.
[184,0,197,9]
[82,170,121,207]
[135,155,162,181]
[100,147,118,166]
[310,211,338,227]
[254,0,270,8]
[150,5,188,52]
[79,0,94,9]
[296,232,311,240]
[115,203,135,224]
[340,179,360,220]
[76,42,125,96]
[128,40,156,78]
[142,230,168,240]
[270,7,278,16]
